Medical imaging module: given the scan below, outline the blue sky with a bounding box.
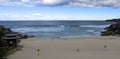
[0,0,120,20]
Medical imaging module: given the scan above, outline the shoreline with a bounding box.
[27,36,119,40]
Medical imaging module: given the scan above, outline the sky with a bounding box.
[0,0,120,21]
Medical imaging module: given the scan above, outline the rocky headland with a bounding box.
[101,18,120,36]
[0,25,32,59]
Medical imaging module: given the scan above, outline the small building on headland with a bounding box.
[2,33,21,46]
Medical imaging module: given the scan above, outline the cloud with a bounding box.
[0,14,104,20]
[0,13,70,20]
[0,13,56,20]
[22,0,29,3]
[0,0,33,7]
[34,0,120,8]
[0,0,120,8]
[1,13,116,20]
[34,0,69,6]
[32,13,42,17]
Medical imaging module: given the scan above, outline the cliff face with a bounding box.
[101,18,120,36]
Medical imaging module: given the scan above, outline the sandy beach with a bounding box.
[8,36,120,59]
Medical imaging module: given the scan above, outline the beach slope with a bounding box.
[8,36,120,59]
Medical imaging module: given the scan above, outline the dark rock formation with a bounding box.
[0,26,12,39]
[0,25,12,58]
[0,25,34,40]
[0,25,35,58]
[101,18,120,36]
[0,25,31,58]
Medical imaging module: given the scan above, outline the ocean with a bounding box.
[0,20,112,38]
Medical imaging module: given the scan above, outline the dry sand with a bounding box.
[8,36,120,59]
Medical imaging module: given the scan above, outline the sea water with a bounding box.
[0,20,112,38]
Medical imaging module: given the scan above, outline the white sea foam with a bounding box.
[86,30,95,32]
[12,27,64,33]
[80,25,109,28]
[60,35,96,38]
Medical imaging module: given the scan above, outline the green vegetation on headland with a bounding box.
[101,18,120,36]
